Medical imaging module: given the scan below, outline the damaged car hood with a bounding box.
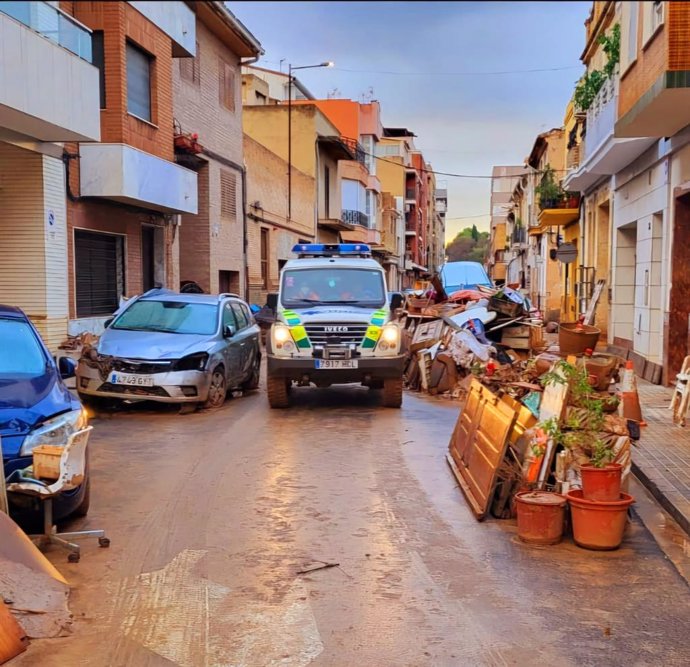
[97,329,214,360]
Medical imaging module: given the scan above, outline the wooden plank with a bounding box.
[0,601,27,664]
[583,279,605,325]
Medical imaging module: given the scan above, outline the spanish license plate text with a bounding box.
[110,373,155,387]
[315,359,358,370]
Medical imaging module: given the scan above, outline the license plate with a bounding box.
[314,359,358,370]
[110,372,155,387]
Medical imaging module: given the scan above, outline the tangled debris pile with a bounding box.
[400,280,544,399]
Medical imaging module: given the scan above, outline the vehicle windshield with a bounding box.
[441,262,492,292]
[0,318,48,377]
[111,300,219,335]
[281,268,386,308]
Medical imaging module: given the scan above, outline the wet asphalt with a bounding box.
[14,382,690,667]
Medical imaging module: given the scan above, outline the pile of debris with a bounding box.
[445,349,638,523]
[401,280,544,399]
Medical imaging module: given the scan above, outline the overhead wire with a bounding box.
[333,65,581,76]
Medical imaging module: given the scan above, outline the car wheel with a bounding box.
[242,355,261,392]
[382,377,403,408]
[72,475,91,518]
[203,366,227,409]
[267,374,290,408]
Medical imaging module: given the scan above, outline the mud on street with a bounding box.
[15,384,690,667]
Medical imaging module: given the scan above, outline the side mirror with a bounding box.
[104,318,114,328]
[389,292,404,311]
[266,293,278,312]
[223,324,236,338]
[58,356,77,379]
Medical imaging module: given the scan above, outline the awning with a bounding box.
[340,229,368,244]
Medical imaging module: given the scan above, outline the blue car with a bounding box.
[0,305,90,521]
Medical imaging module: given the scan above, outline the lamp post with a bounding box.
[287,61,333,221]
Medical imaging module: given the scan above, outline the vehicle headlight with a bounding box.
[381,325,400,344]
[274,325,292,344]
[20,408,89,456]
[174,352,209,371]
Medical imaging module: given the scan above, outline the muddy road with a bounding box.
[15,384,690,666]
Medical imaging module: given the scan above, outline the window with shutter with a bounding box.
[75,230,125,318]
[220,170,237,221]
[126,41,152,121]
[219,59,235,111]
[180,41,200,85]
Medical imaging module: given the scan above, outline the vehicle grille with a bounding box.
[304,324,368,347]
[98,383,171,398]
[111,359,175,374]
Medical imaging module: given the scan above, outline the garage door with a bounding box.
[75,230,124,317]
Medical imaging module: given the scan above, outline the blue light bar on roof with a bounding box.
[292,243,372,258]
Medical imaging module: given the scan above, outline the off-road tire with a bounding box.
[267,374,290,408]
[382,377,403,408]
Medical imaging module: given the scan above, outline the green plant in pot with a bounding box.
[540,361,623,500]
[536,165,564,210]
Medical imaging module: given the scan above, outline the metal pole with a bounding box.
[288,64,292,222]
[0,437,8,514]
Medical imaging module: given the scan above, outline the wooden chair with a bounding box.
[6,427,110,562]
[670,355,690,427]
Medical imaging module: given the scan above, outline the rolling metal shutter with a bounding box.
[75,230,124,317]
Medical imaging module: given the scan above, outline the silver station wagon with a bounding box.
[76,290,261,410]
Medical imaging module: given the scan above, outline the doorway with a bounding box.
[142,226,155,292]
[612,224,637,347]
[667,194,690,381]
[219,270,240,295]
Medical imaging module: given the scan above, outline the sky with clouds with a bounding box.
[231,1,590,242]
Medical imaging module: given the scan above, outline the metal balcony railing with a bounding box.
[511,227,527,245]
[1,1,93,61]
[405,189,416,200]
[340,137,366,165]
[341,209,369,227]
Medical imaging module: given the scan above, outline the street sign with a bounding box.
[556,242,577,264]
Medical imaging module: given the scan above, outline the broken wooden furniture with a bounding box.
[670,354,690,427]
[6,427,110,562]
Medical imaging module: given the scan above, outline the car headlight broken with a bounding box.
[19,408,89,456]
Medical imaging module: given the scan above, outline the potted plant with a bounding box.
[174,132,203,154]
[536,165,564,210]
[539,361,634,550]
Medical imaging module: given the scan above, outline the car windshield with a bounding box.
[0,318,47,377]
[441,262,492,291]
[111,300,219,335]
[281,268,386,308]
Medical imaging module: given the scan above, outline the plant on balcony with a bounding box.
[536,165,563,210]
[174,132,203,155]
[573,23,620,112]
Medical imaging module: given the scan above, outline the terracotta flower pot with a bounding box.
[567,489,634,550]
[580,463,622,502]
[515,491,566,545]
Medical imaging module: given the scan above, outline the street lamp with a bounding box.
[287,61,334,221]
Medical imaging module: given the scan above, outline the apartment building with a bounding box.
[488,166,525,286]
[173,1,262,297]
[243,103,354,244]
[610,0,690,383]
[0,1,100,348]
[58,1,199,335]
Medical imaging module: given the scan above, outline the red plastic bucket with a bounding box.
[515,491,566,545]
[567,489,634,550]
[580,463,623,502]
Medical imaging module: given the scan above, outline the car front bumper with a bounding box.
[267,354,405,383]
[77,362,211,403]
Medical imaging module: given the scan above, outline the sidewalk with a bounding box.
[634,381,690,536]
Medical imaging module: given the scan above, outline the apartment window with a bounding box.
[126,41,152,121]
[179,41,200,85]
[324,166,331,217]
[377,144,400,157]
[92,31,106,108]
[219,58,235,111]
[75,230,125,318]
[642,1,664,46]
[260,229,269,289]
[220,170,237,221]
[620,1,639,73]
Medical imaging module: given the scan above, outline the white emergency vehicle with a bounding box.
[266,243,405,408]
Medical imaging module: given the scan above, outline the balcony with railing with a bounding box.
[0,1,100,141]
[564,68,655,191]
[341,209,369,227]
[405,211,418,235]
[511,226,527,247]
[340,137,366,165]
